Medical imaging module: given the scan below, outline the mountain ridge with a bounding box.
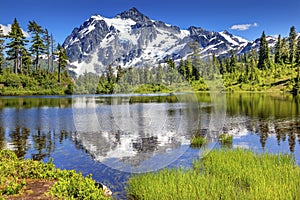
[63,7,276,75]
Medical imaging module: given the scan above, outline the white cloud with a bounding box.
[230,22,258,31]
[0,24,30,37]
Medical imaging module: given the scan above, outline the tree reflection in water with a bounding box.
[0,94,299,163]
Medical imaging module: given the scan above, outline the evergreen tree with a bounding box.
[189,40,202,77]
[28,21,46,72]
[44,29,51,72]
[155,64,164,83]
[295,37,300,81]
[116,65,123,83]
[6,18,28,74]
[218,57,226,75]
[143,66,150,84]
[296,36,300,65]
[281,38,289,64]
[19,47,30,74]
[21,48,32,75]
[0,25,5,73]
[274,35,282,64]
[56,44,68,83]
[229,49,237,72]
[106,65,115,84]
[185,58,193,81]
[288,26,297,64]
[166,59,176,85]
[50,34,55,73]
[257,31,271,70]
[178,59,186,80]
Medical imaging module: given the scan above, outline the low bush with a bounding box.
[0,150,109,199]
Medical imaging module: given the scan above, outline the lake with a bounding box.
[0,93,299,199]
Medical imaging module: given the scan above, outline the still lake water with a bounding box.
[0,93,300,199]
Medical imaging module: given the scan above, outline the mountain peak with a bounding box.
[63,8,273,75]
[117,7,150,23]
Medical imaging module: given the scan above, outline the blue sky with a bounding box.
[1,0,299,43]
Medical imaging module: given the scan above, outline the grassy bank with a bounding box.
[127,148,300,200]
[0,150,109,199]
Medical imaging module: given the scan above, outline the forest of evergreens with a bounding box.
[75,26,300,94]
[0,18,300,95]
[0,18,73,95]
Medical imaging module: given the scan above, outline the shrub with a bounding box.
[190,136,207,148]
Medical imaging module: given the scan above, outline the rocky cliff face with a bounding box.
[63,7,276,75]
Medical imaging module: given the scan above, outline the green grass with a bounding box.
[0,150,109,199]
[127,148,300,200]
[218,133,233,144]
[190,136,207,148]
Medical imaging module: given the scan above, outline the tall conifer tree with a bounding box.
[288,26,297,64]
[295,36,300,81]
[56,44,68,83]
[0,25,5,73]
[274,35,282,64]
[28,21,46,72]
[258,31,271,70]
[6,18,28,74]
[44,29,51,72]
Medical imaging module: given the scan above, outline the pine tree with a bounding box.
[218,57,226,75]
[155,64,163,83]
[44,29,51,72]
[178,59,186,80]
[21,48,32,75]
[185,58,193,81]
[106,65,115,84]
[28,21,46,72]
[50,34,55,73]
[257,31,271,70]
[274,35,282,64]
[296,36,300,65]
[116,65,123,83]
[229,49,237,72]
[281,38,289,64]
[189,40,202,77]
[6,18,28,74]
[288,26,297,64]
[0,25,5,73]
[143,66,150,84]
[291,36,300,94]
[295,36,300,81]
[56,44,68,83]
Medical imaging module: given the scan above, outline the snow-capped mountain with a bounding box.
[63,7,276,75]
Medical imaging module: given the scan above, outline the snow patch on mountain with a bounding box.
[63,8,277,75]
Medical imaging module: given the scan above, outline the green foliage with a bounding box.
[6,18,28,74]
[218,133,233,145]
[0,150,109,199]
[50,172,107,200]
[0,26,4,72]
[56,44,68,84]
[0,70,73,95]
[190,135,207,148]
[258,31,271,70]
[128,149,300,200]
[28,21,46,72]
[289,26,297,64]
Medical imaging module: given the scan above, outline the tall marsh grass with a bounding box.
[127,149,300,200]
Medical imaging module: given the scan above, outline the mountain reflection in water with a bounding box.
[0,93,300,198]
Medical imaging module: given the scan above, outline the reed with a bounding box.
[218,133,233,144]
[127,148,300,200]
[190,136,207,148]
